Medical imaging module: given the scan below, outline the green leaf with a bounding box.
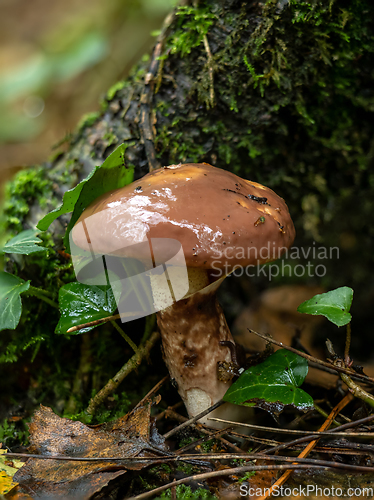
[223,350,314,414]
[0,229,47,255]
[36,143,135,252]
[297,287,353,327]
[56,282,117,335]
[0,272,30,331]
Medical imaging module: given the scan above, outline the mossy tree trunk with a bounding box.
[4,0,374,359]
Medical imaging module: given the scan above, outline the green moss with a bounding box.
[4,167,55,233]
[0,418,29,447]
[102,132,118,147]
[154,485,217,499]
[64,391,131,424]
[77,111,101,132]
[106,80,128,101]
[156,0,374,254]
[167,5,216,57]
[238,471,256,483]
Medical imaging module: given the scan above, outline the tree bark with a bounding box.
[4,0,374,337]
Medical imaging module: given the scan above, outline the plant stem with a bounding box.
[326,339,374,409]
[86,331,160,415]
[65,333,92,414]
[340,373,374,409]
[110,320,138,353]
[313,403,340,427]
[26,286,59,309]
[344,322,352,365]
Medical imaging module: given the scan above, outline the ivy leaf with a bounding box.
[0,229,47,255]
[36,143,135,252]
[0,272,30,331]
[297,287,353,327]
[56,282,117,335]
[223,350,313,415]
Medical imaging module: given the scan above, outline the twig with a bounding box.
[163,400,224,439]
[86,331,160,415]
[134,375,169,410]
[233,412,374,456]
[227,430,280,447]
[202,34,215,108]
[164,409,243,453]
[248,328,374,385]
[257,393,353,500]
[175,427,231,454]
[208,415,374,438]
[164,410,243,453]
[156,402,183,420]
[67,313,121,333]
[326,339,374,408]
[128,460,374,500]
[6,451,374,470]
[66,312,146,333]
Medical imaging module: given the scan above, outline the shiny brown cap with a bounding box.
[72,163,295,269]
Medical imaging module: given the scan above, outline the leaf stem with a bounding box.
[313,403,341,427]
[26,286,59,309]
[110,320,138,353]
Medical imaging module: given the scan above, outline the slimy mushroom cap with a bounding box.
[72,163,295,270]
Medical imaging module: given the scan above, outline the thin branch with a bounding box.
[175,427,231,455]
[208,416,374,438]
[202,34,215,108]
[128,461,374,500]
[239,412,374,456]
[163,400,224,439]
[86,331,160,415]
[257,393,352,500]
[6,451,374,470]
[164,409,243,453]
[67,313,121,333]
[134,375,169,410]
[326,339,374,408]
[156,402,183,421]
[66,312,146,333]
[248,328,374,385]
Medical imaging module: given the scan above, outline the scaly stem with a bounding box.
[156,271,235,421]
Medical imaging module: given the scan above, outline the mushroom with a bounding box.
[71,163,295,423]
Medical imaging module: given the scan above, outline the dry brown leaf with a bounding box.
[6,399,168,499]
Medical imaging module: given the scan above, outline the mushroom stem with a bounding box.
[153,268,235,423]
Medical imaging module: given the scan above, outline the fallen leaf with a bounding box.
[6,399,168,499]
[0,449,24,496]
